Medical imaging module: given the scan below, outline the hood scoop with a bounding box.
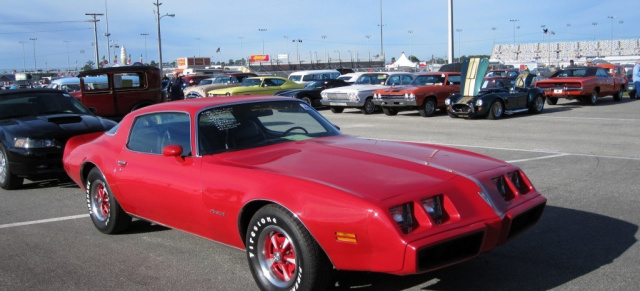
[46,115,83,124]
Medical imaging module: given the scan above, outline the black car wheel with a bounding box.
[487,101,504,120]
[613,87,623,102]
[546,97,558,105]
[329,107,344,113]
[382,107,398,116]
[361,98,376,114]
[529,95,545,114]
[299,96,312,105]
[588,90,598,105]
[86,168,131,234]
[246,204,333,291]
[0,146,24,190]
[418,98,437,117]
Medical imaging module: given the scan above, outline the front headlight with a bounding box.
[475,99,483,106]
[421,195,444,224]
[389,203,415,234]
[445,98,451,105]
[14,137,58,149]
[349,92,359,101]
[405,93,416,101]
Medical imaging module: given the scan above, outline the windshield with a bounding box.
[412,75,445,86]
[0,92,92,119]
[481,78,512,90]
[305,81,325,89]
[197,100,341,154]
[553,68,592,78]
[354,74,389,85]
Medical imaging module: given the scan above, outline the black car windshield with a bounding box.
[412,75,445,86]
[304,81,326,89]
[354,74,389,85]
[0,92,92,120]
[198,100,341,154]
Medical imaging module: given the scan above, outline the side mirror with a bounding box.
[162,144,185,162]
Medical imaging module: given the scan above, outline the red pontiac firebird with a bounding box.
[63,96,546,291]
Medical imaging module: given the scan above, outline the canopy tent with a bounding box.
[386,52,418,71]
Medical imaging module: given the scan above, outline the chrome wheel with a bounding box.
[590,91,598,105]
[488,101,504,119]
[257,225,298,288]
[91,180,110,222]
[0,150,7,185]
[361,98,376,114]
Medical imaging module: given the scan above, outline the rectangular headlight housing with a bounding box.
[13,138,58,149]
[421,195,444,224]
[389,203,415,234]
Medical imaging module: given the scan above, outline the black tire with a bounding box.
[546,97,558,105]
[613,87,623,102]
[0,146,24,190]
[329,107,344,113]
[418,98,437,117]
[382,107,398,116]
[360,98,376,114]
[629,89,637,99]
[246,204,333,291]
[529,95,545,114]
[299,96,312,106]
[487,100,504,120]
[86,168,131,234]
[588,90,598,105]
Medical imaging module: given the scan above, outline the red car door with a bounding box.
[114,112,204,233]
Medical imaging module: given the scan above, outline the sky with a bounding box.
[1,0,638,72]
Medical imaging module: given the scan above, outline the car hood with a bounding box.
[324,84,388,93]
[217,135,507,202]
[275,89,310,96]
[0,114,112,141]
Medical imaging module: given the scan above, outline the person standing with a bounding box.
[633,59,640,99]
[168,72,184,101]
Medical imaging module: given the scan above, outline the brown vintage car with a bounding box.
[71,65,164,119]
[534,66,625,105]
[372,72,461,117]
[184,72,257,99]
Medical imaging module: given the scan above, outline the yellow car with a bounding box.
[207,76,305,97]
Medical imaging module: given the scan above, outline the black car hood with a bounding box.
[276,88,318,96]
[0,114,113,141]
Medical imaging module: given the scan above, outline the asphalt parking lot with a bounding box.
[1,95,639,290]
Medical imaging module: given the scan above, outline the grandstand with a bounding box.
[491,39,640,67]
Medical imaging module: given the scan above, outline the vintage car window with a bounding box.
[412,75,445,86]
[596,68,610,78]
[241,78,262,87]
[388,75,401,85]
[447,75,461,85]
[82,74,109,91]
[508,71,519,79]
[355,74,388,85]
[113,73,143,89]
[400,75,414,84]
[289,75,302,82]
[197,100,340,155]
[481,79,512,89]
[127,112,191,155]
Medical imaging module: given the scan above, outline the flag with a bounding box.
[101,56,107,65]
[216,47,220,53]
[140,54,143,63]
[113,56,117,64]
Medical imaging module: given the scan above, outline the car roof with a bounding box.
[77,65,157,76]
[130,96,294,116]
[0,88,66,97]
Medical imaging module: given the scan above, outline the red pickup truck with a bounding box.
[534,66,625,105]
[70,66,165,119]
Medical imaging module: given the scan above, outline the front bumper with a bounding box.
[541,88,586,98]
[6,147,66,180]
[373,99,418,107]
[448,103,487,118]
[320,99,364,108]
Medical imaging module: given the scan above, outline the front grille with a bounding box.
[325,92,350,100]
[416,231,484,271]
[379,94,403,99]
[451,104,472,114]
[506,203,545,240]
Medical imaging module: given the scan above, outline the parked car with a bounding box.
[372,72,461,117]
[184,73,257,99]
[63,96,546,291]
[288,70,341,85]
[595,63,628,95]
[180,75,209,90]
[336,72,366,84]
[446,58,546,119]
[0,89,116,189]
[71,66,164,119]
[274,79,349,107]
[320,72,415,114]
[206,76,305,97]
[534,66,625,105]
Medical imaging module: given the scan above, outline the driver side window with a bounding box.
[127,112,191,155]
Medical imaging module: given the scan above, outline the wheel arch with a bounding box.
[79,161,99,189]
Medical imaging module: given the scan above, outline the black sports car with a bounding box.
[445,58,546,120]
[274,79,349,108]
[0,89,117,189]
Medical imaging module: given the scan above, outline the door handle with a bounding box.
[117,160,127,165]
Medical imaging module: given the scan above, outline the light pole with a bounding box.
[455,29,462,62]
[29,38,37,72]
[510,19,519,43]
[321,35,327,62]
[85,13,102,69]
[365,35,371,62]
[335,50,341,63]
[238,37,245,65]
[379,0,385,65]
[154,0,175,75]
[607,16,615,55]
[141,33,149,64]
[541,25,546,42]
[63,40,71,71]
[284,36,289,60]
[292,39,302,62]
[103,0,111,62]
[592,22,598,40]
[259,28,267,54]
[492,27,496,46]
[18,41,26,72]
[408,30,413,59]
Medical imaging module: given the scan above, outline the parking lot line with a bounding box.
[0,214,88,229]
[506,153,570,163]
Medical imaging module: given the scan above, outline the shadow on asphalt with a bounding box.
[330,205,637,290]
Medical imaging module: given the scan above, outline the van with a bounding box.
[288,70,341,85]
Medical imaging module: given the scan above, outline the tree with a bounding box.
[81,61,95,71]
[409,55,420,62]
[149,60,158,67]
